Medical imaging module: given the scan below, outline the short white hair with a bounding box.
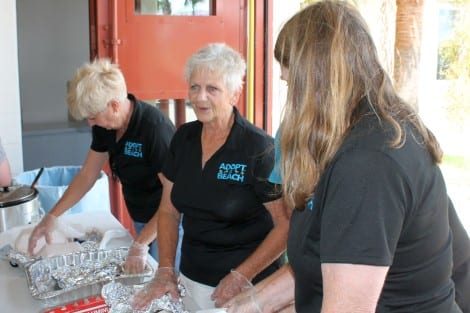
[184,43,246,95]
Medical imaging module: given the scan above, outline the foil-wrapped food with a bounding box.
[7,228,105,268]
[25,247,154,306]
[102,280,189,313]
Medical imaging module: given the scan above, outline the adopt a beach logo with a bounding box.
[124,141,143,158]
[217,162,247,183]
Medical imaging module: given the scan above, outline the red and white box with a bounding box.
[42,295,110,313]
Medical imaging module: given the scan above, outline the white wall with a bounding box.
[17,0,89,126]
[270,1,302,135]
[17,0,92,171]
[0,0,23,177]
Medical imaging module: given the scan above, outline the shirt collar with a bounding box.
[224,106,246,150]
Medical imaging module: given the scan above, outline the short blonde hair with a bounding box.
[67,59,127,120]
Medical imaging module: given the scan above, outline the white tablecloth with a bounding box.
[0,211,142,313]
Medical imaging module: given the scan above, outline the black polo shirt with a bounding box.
[91,94,176,222]
[163,107,282,286]
[288,106,461,312]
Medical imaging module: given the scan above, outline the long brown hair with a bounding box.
[275,0,442,209]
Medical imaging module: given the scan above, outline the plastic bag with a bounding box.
[14,166,111,214]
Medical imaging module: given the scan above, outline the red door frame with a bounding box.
[88,0,273,230]
[253,0,273,133]
[89,0,272,131]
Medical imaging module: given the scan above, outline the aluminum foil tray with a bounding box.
[24,247,154,306]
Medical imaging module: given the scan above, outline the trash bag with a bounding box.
[14,166,111,215]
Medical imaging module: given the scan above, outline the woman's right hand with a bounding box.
[225,288,263,313]
[27,214,58,256]
[131,267,179,310]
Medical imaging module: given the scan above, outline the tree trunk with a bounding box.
[394,0,425,110]
[355,0,396,76]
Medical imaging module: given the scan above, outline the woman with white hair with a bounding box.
[131,43,290,311]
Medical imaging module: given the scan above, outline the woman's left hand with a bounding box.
[212,270,253,307]
[123,241,149,274]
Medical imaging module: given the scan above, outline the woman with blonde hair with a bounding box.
[27,59,177,270]
[226,1,469,312]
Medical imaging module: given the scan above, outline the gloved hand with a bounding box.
[124,241,149,274]
[212,269,253,308]
[131,267,179,311]
[225,287,263,313]
[27,214,59,256]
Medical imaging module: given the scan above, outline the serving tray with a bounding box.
[25,247,154,306]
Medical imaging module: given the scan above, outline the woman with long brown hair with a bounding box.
[226,1,469,312]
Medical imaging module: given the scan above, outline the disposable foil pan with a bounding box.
[24,247,154,306]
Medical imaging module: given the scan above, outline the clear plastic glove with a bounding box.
[27,214,59,256]
[131,267,179,311]
[124,241,149,274]
[212,269,253,308]
[225,287,263,313]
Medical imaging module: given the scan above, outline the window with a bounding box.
[135,0,213,16]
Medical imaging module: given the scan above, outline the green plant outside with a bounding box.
[443,154,470,170]
[436,1,470,129]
